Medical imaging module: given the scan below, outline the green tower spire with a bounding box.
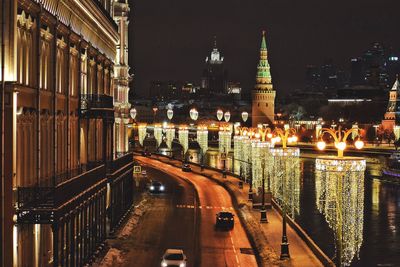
[255,30,273,90]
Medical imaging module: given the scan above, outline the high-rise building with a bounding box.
[0,1,134,266]
[201,37,228,95]
[252,31,276,127]
[349,42,399,89]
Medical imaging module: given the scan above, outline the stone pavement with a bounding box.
[145,154,333,267]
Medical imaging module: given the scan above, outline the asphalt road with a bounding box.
[137,156,257,267]
[119,165,199,267]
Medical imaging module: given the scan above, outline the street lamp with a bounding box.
[272,127,300,259]
[241,111,249,123]
[130,108,137,151]
[249,127,272,223]
[152,107,158,123]
[179,126,189,165]
[217,109,224,121]
[315,126,366,266]
[316,126,364,158]
[167,108,173,121]
[197,125,208,171]
[190,108,198,121]
[224,111,231,122]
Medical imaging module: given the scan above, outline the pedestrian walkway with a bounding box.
[146,154,330,267]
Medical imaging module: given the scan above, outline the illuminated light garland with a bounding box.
[154,125,163,147]
[241,136,252,182]
[315,156,366,267]
[138,124,147,146]
[251,142,273,192]
[165,125,175,149]
[270,147,301,218]
[197,127,208,153]
[219,128,232,153]
[178,127,189,154]
[233,136,245,175]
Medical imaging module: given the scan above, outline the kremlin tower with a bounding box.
[252,31,276,127]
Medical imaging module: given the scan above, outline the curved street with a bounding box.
[136,156,257,267]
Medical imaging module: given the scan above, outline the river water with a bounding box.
[195,150,400,266]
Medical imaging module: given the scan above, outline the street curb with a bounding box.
[272,200,335,267]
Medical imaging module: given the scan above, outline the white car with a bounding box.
[161,249,187,267]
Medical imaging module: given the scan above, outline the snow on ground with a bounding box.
[118,197,149,239]
[96,248,124,267]
[94,194,151,266]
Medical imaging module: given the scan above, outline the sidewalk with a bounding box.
[146,154,331,267]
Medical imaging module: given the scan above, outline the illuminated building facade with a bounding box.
[0,0,133,266]
[113,0,132,154]
[382,77,400,138]
[252,31,276,127]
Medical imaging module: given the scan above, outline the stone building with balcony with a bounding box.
[0,0,133,266]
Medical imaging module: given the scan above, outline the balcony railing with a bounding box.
[17,164,106,210]
[80,94,113,110]
[107,152,133,175]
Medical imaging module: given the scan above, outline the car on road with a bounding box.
[161,249,187,267]
[149,181,165,193]
[141,170,147,176]
[181,163,191,172]
[215,211,234,230]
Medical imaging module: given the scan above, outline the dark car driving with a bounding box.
[215,211,234,230]
[182,163,191,172]
[149,181,165,193]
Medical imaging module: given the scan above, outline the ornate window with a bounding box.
[17,11,36,87]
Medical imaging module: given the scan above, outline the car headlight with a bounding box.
[150,186,154,190]
[160,186,165,191]
[179,263,186,267]
[161,261,168,267]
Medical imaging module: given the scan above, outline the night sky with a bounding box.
[129,0,400,98]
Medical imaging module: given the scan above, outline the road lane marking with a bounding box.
[229,232,241,267]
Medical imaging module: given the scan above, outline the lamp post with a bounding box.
[316,126,364,158]
[179,126,189,166]
[152,107,158,123]
[130,108,137,151]
[197,125,208,171]
[272,127,299,259]
[315,126,366,266]
[260,158,268,223]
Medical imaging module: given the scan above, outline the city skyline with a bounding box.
[130,0,400,97]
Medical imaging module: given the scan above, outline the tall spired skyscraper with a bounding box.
[201,37,228,95]
[252,31,276,127]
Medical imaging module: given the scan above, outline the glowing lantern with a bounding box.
[130,108,137,120]
[241,111,249,122]
[167,109,174,120]
[317,141,326,151]
[217,109,223,121]
[190,108,198,121]
[224,111,231,122]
